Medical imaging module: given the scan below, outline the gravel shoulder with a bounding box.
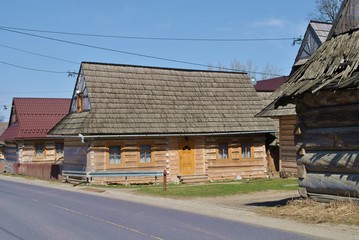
[1,175,358,240]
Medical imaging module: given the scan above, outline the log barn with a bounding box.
[49,62,276,184]
[0,98,71,174]
[271,0,359,200]
[257,20,332,178]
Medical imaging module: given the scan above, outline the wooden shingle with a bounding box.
[50,62,276,135]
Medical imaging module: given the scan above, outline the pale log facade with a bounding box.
[62,135,268,184]
[50,62,276,184]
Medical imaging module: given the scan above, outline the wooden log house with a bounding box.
[0,98,71,174]
[49,62,277,184]
[270,0,359,200]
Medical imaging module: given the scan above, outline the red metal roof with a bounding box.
[254,76,288,92]
[0,98,71,141]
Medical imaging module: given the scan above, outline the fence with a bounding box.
[14,163,61,181]
[62,170,164,185]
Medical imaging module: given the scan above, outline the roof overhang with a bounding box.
[48,130,277,140]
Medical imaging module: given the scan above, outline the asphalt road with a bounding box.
[0,179,316,240]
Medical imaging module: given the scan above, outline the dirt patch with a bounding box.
[196,190,300,209]
[195,190,359,226]
[79,187,106,193]
[260,198,359,225]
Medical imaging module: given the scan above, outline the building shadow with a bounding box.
[245,197,301,207]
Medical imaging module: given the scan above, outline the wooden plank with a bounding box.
[297,150,359,174]
[207,160,264,168]
[299,173,359,198]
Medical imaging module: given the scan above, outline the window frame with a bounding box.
[34,143,46,159]
[107,145,123,166]
[138,143,153,164]
[240,142,254,159]
[77,93,83,113]
[217,142,231,160]
[55,142,64,159]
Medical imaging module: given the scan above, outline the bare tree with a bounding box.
[208,59,282,82]
[230,59,258,80]
[260,64,282,80]
[312,0,343,22]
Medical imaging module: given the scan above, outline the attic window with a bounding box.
[77,93,83,113]
[11,108,17,124]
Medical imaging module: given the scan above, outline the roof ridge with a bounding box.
[81,61,247,75]
[309,20,333,25]
[13,97,71,100]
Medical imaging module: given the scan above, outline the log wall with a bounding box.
[63,134,268,185]
[3,143,17,173]
[89,137,168,184]
[279,115,297,176]
[3,140,64,173]
[6,140,64,163]
[206,135,267,180]
[296,89,359,198]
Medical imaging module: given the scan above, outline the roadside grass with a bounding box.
[2,173,38,180]
[134,178,298,198]
[261,198,359,225]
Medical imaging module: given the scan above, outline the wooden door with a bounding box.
[179,142,195,175]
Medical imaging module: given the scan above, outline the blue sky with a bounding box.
[0,1,317,120]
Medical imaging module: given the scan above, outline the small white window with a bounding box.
[140,145,151,162]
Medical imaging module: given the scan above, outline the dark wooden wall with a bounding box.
[296,89,359,199]
[279,115,297,176]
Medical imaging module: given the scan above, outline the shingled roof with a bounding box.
[273,0,359,104]
[0,98,71,141]
[50,62,276,136]
[293,20,332,67]
[255,76,288,92]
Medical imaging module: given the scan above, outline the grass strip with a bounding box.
[135,178,298,198]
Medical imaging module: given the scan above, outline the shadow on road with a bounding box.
[245,197,301,207]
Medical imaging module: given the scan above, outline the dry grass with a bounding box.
[262,199,359,225]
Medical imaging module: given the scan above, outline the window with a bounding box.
[241,143,252,158]
[140,144,151,163]
[11,109,17,124]
[218,143,229,159]
[77,94,83,113]
[35,144,45,158]
[55,143,64,158]
[109,146,121,164]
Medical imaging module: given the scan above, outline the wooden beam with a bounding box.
[299,173,359,198]
[297,150,359,174]
[298,103,359,128]
[299,90,359,108]
[296,126,359,150]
